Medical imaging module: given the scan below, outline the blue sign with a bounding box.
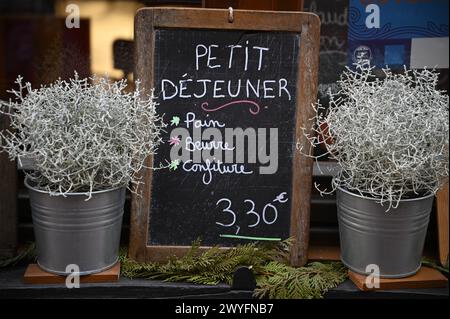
[348,0,449,68]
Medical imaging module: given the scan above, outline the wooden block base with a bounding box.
[349,266,448,291]
[23,263,120,284]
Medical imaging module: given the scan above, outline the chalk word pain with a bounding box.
[186,111,225,128]
[216,192,289,237]
[201,100,261,115]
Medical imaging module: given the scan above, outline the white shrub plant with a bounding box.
[0,74,165,197]
[302,62,449,210]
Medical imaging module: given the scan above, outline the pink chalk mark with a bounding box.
[201,100,260,115]
[168,136,181,146]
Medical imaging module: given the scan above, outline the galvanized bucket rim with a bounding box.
[24,177,125,197]
[336,185,435,203]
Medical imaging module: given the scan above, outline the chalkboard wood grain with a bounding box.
[130,7,320,266]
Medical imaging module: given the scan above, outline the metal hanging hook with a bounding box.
[228,7,234,23]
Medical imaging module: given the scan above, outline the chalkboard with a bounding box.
[304,0,348,159]
[304,0,348,99]
[130,8,320,266]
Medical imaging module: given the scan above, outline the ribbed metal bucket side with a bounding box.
[26,182,126,276]
[336,187,434,278]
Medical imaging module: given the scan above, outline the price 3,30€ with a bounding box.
[215,192,288,235]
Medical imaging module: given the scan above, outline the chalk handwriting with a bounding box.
[215,192,289,235]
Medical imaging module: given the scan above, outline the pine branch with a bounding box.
[253,261,348,299]
[120,241,348,299]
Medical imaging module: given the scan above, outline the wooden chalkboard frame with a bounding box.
[130,7,320,266]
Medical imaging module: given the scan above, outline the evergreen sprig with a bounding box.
[120,240,348,299]
[120,240,286,285]
[254,261,348,299]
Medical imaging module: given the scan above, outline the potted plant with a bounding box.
[303,62,449,278]
[0,74,164,275]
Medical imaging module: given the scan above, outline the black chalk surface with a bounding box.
[148,29,300,247]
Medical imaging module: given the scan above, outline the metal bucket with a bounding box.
[336,186,434,278]
[25,179,125,276]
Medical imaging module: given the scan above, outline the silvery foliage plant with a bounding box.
[0,74,166,197]
[303,62,449,210]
